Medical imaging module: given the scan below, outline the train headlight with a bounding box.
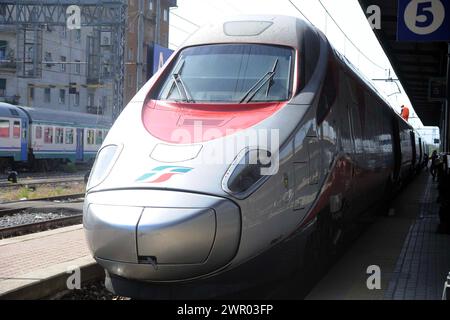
[87,144,122,190]
[222,148,274,199]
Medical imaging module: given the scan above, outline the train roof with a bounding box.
[0,102,29,119]
[18,106,112,128]
[182,15,313,50]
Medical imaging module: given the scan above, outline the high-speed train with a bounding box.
[84,15,424,298]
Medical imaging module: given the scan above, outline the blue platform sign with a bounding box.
[397,0,450,41]
[146,43,174,80]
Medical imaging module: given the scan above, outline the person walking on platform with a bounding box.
[400,105,410,122]
[431,150,438,181]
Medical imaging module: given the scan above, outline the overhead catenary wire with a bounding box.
[170,11,201,28]
[316,0,386,71]
[287,0,316,27]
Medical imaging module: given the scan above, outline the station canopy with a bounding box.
[358,0,448,127]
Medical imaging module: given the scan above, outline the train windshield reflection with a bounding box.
[157,44,293,103]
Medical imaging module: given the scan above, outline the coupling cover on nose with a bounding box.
[137,207,216,264]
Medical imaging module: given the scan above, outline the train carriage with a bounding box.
[0,102,111,171]
[83,15,421,298]
[21,106,110,164]
[0,102,29,168]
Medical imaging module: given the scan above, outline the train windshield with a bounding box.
[157,44,293,103]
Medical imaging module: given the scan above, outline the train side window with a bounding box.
[65,128,74,144]
[12,121,20,138]
[95,130,103,145]
[317,64,338,125]
[55,128,64,144]
[0,119,10,138]
[35,126,42,139]
[87,129,95,145]
[44,127,54,144]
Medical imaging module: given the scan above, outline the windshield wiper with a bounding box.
[172,73,194,102]
[239,58,278,103]
[166,60,195,102]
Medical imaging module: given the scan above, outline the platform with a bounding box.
[307,172,450,300]
[1,171,449,300]
[0,225,101,299]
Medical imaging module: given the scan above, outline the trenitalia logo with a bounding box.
[136,166,193,183]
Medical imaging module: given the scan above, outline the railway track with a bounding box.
[0,176,85,189]
[0,214,83,238]
[0,196,84,238]
[0,193,85,206]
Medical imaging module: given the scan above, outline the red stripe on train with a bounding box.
[142,100,287,144]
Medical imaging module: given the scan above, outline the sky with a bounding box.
[168,0,440,145]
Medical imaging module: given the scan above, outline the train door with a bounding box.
[76,128,84,161]
[20,119,28,161]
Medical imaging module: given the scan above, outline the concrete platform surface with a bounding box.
[306,172,450,300]
[0,224,100,299]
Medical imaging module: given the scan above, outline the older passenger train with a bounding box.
[0,102,111,171]
[84,15,425,298]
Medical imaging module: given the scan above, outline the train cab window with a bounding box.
[55,128,64,144]
[44,127,53,144]
[12,121,20,138]
[87,129,95,145]
[156,44,293,103]
[0,119,10,138]
[95,130,103,145]
[65,128,74,144]
[35,126,42,139]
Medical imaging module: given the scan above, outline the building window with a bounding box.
[65,128,74,144]
[44,51,53,68]
[0,78,5,97]
[163,8,168,22]
[26,46,34,61]
[29,86,34,100]
[0,119,9,138]
[101,96,107,110]
[60,26,67,39]
[59,89,65,104]
[44,127,53,144]
[44,88,51,103]
[0,40,6,60]
[55,127,64,144]
[128,48,133,61]
[35,126,42,139]
[61,56,66,72]
[87,129,95,145]
[74,92,80,106]
[75,29,81,42]
[88,93,94,106]
[75,60,81,74]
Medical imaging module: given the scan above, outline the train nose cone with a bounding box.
[83,189,241,281]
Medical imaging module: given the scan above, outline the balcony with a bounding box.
[0,59,16,72]
[86,105,104,115]
[0,95,20,105]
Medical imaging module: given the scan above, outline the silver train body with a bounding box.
[83,15,421,298]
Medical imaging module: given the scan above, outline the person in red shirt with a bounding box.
[400,105,410,121]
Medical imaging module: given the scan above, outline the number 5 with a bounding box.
[415,2,434,28]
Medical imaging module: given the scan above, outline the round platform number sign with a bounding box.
[404,0,445,35]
